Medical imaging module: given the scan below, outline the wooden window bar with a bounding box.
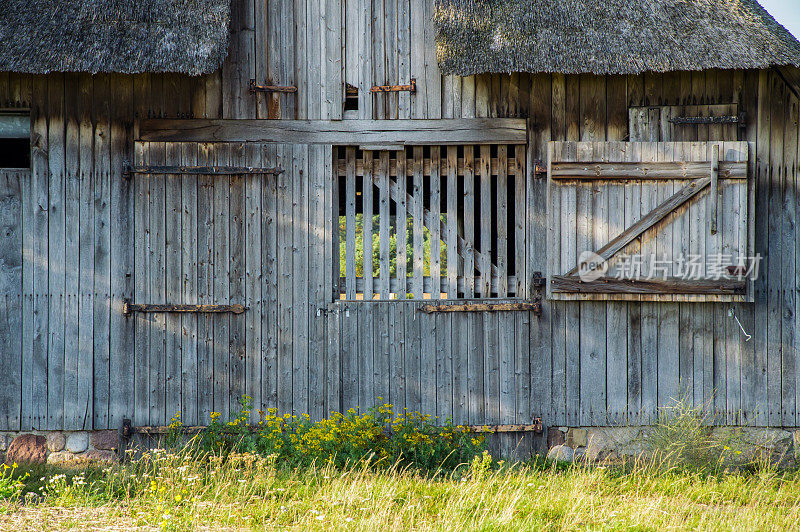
[123,302,247,317]
[336,145,527,301]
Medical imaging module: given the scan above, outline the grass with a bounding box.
[2,450,800,530]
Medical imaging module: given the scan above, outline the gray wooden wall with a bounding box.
[0,0,798,451]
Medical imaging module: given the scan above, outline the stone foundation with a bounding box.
[546,426,800,466]
[1,431,119,466]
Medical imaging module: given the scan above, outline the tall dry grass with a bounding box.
[1,445,800,530]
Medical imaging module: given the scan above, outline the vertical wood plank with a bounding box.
[277,144,293,413]
[93,75,112,429]
[753,70,770,426]
[48,74,66,430]
[0,171,23,430]
[148,136,167,426]
[262,143,279,411]
[164,142,183,421]
[29,76,48,430]
[63,74,80,431]
[109,74,135,428]
[292,145,310,414]
[196,143,215,420]
[180,142,199,425]
[767,75,785,427]
[212,143,231,419]
[230,143,247,414]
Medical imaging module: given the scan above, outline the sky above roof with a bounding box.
[760,0,800,38]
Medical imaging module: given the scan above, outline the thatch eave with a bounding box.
[0,0,230,76]
[434,0,800,76]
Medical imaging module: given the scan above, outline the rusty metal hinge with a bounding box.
[249,79,298,93]
[370,78,416,93]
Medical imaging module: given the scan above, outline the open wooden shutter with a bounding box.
[547,141,753,302]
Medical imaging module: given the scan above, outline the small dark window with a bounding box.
[0,112,30,168]
[344,84,359,112]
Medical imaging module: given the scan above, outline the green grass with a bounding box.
[2,450,800,530]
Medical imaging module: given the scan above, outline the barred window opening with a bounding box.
[335,144,526,301]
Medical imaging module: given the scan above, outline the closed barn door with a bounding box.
[129,142,336,428]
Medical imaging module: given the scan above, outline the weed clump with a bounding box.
[646,399,753,473]
[171,396,486,473]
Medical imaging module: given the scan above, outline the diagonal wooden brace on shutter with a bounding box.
[567,176,712,276]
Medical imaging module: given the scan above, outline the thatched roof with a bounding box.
[0,0,230,75]
[434,0,800,75]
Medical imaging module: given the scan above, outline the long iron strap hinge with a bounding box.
[370,78,416,93]
[122,161,284,180]
[249,79,298,93]
[669,111,746,131]
[123,300,248,317]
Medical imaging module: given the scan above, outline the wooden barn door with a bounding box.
[547,141,752,302]
[130,141,284,427]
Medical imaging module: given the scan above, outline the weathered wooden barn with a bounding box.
[1,0,800,455]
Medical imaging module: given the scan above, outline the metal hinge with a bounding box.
[669,112,746,133]
[249,79,298,93]
[123,300,247,317]
[122,161,284,180]
[371,78,416,94]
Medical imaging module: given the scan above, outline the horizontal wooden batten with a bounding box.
[336,157,522,177]
[550,276,746,295]
[122,302,247,317]
[338,275,518,297]
[138,119,528,145]
[550,161,747,180]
